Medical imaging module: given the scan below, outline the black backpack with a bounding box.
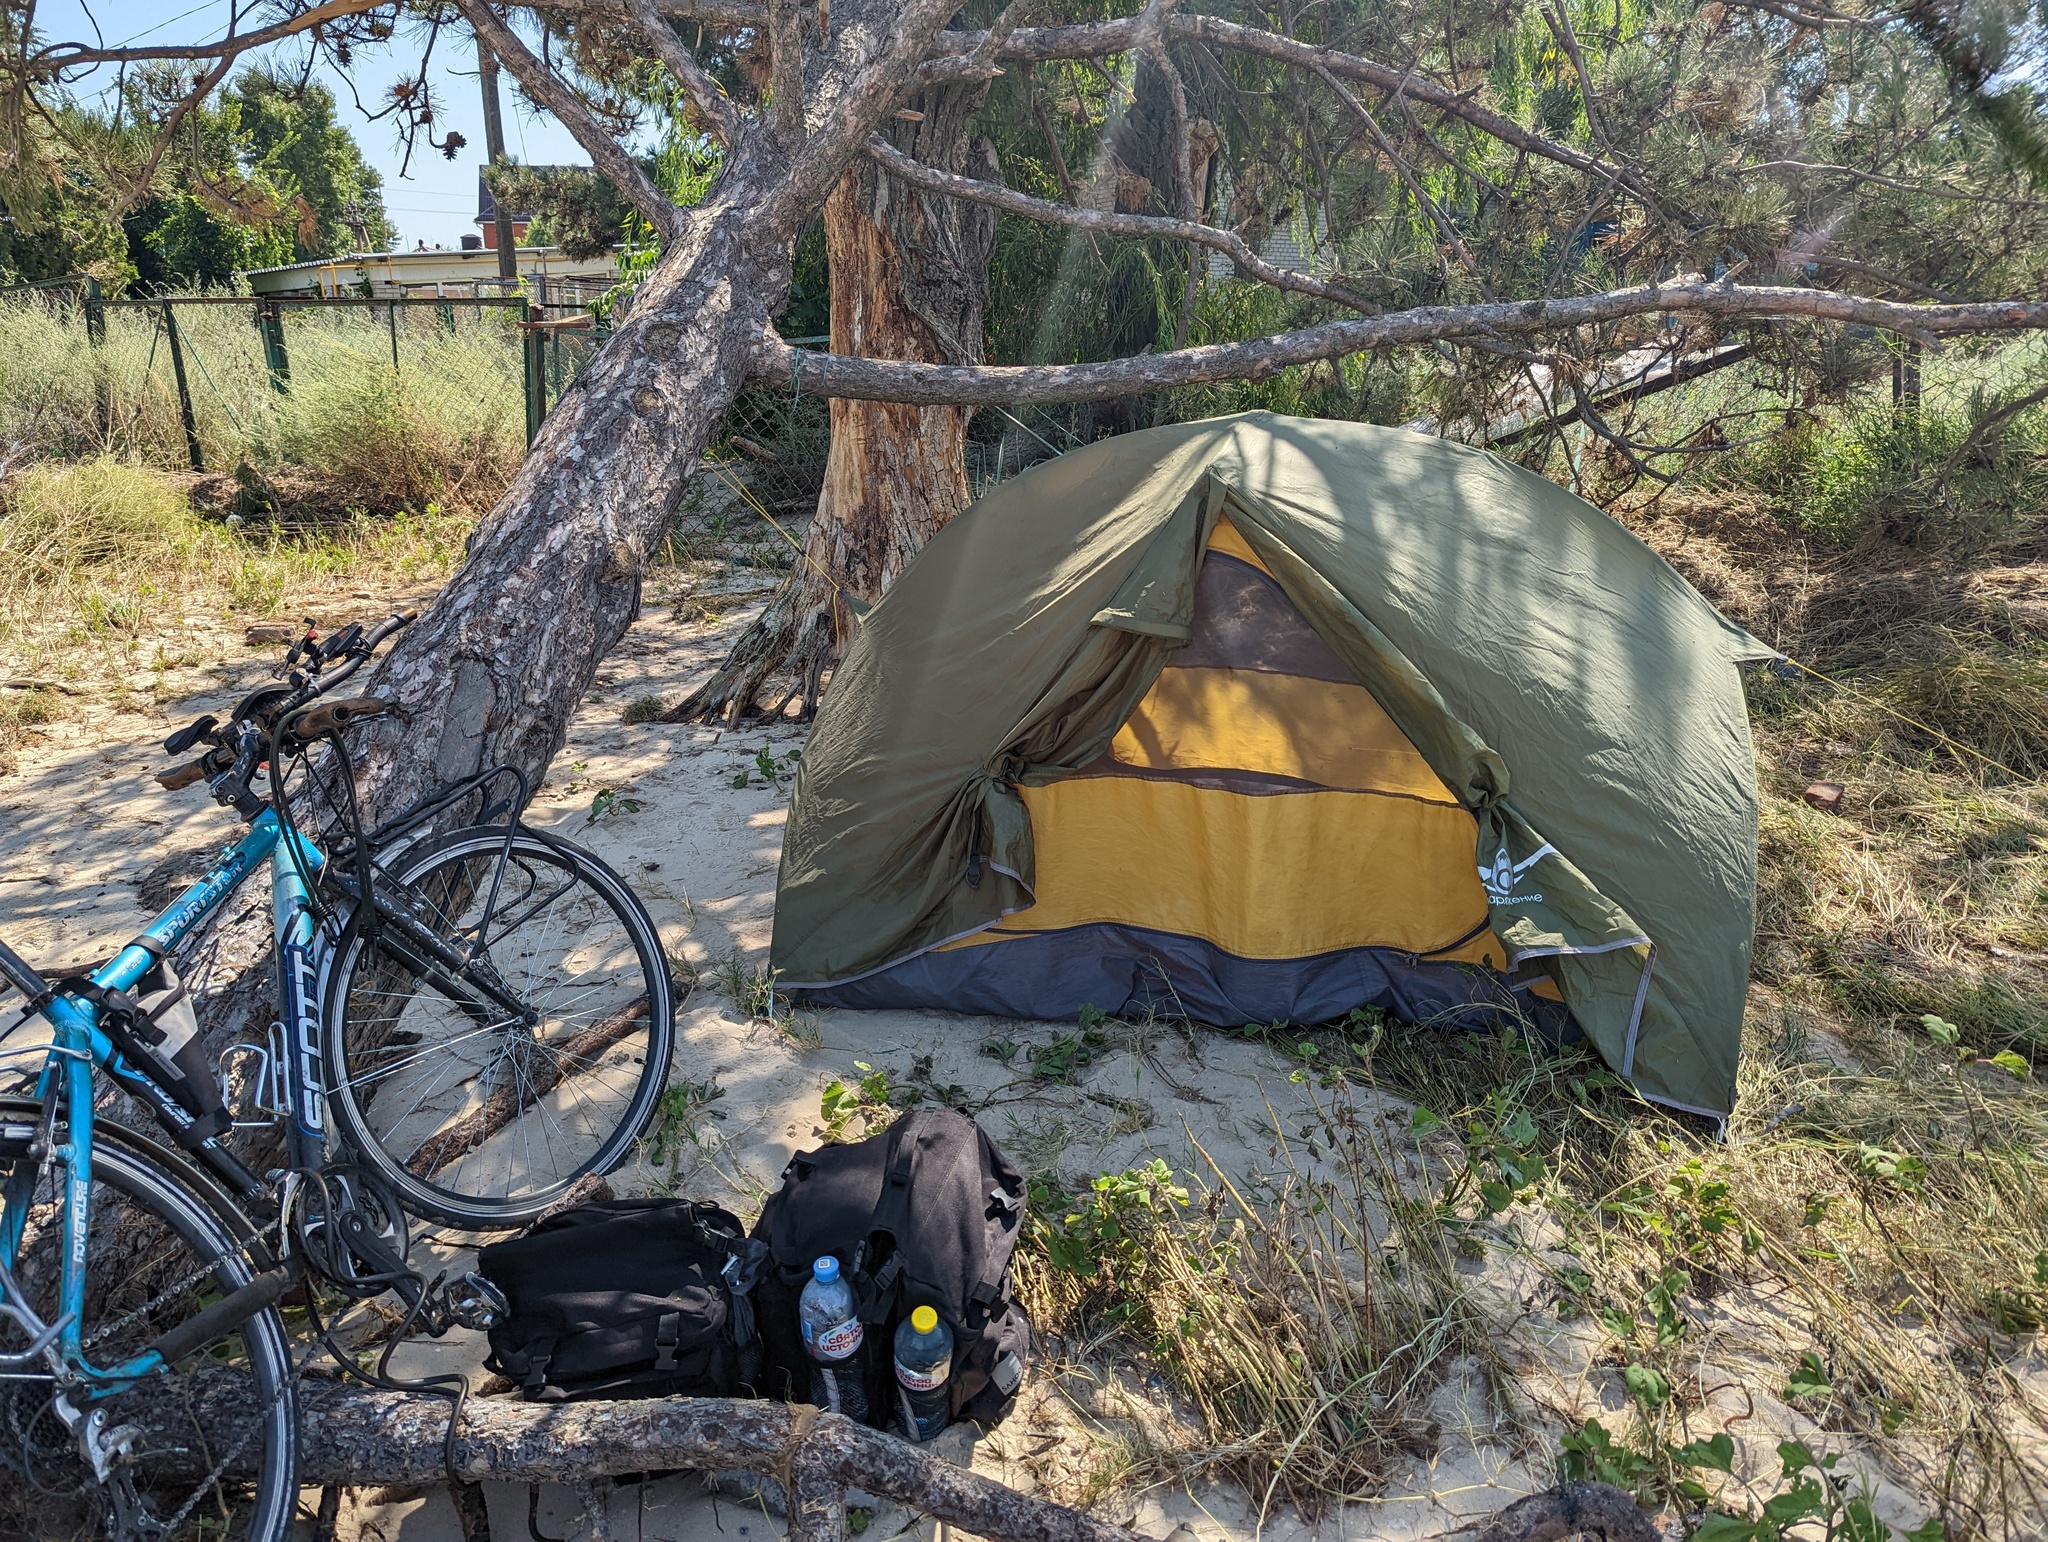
[478,1198,768,1402]
[752,1108,1030,1427]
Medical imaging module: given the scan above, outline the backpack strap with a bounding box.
[861,1111,928,1322]
[653,1312,682,1371]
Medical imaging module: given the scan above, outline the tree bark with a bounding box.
[669,80,999,724]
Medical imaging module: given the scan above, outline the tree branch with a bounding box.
[862,134,1382,313]
[623,0,740,144]
[766,0,805,145]
[1310,62,1488,297]
[31,0,389,72]
[108,55,236,221]
[143,1380,1658,1542]
[754,281,2048,405]
[765,0,969,222]
[454,0,683,242]
[911,11,1650,197]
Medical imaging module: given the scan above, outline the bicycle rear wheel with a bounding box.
[322,825,675,1227]
[0,1137,296,1542]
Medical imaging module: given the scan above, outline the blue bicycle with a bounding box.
[0,611,677,1538]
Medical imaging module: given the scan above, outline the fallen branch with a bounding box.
[754,280,2048,405]
[140,1380,1658,1542]
[407,997,652,1178]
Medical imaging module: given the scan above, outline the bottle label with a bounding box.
[811,1319,863,1360]
[896,1362,948,1392]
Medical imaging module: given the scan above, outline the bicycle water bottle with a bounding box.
[892,1304,953,1442]
[799,1255,867,1422]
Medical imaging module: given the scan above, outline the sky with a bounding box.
[40,0,595,250]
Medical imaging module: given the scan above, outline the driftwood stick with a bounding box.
[144,1381,1656,1542]
[407,997,652,1177]
[213,1387,1144,1541]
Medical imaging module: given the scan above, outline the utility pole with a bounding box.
[477,37,519,288]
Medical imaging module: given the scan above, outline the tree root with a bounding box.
[661,580,834,726]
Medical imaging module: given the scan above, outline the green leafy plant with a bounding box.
[1031,1160,1188,1281]
[587,786,643,823]
[819,1062,894,1141]
[1028,1025,1106,1084]
[1784,1350,1833,1401]
[644,1078,727,1171]
[732,744,802,789]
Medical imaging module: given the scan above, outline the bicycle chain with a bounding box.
[147,1328,330,1540]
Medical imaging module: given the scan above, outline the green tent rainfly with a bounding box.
[772,412,1772,1117]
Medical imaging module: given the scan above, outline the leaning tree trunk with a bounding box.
[669,81,1000,724]
[176,0,970,1068]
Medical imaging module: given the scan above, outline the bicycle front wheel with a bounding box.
[0,1137,297,1542]
[322,825,676,1227]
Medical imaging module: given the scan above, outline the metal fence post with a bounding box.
[255,300,291,393]
[83,277,110,438]
[523,304,546,446]
[160,299,205,472]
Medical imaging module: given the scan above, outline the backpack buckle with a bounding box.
[654,1311,681,1371]
[522,1349,553,1395]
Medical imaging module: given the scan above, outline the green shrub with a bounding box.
[1793,400,2048,549]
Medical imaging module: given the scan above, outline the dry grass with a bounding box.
[0,295,526,518]
[1015,1113,1478,1516]
[0,457,468,723]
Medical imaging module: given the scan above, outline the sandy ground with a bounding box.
[0,583,1972,1541]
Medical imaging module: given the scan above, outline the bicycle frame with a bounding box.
[0,752,540,1393]
[0,809,327,1394]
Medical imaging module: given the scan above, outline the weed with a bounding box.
[1030,1161,1187,1281]
[586,786,644,823]
[644,1078,728,1172]
[620,694,664,725]
[819,1062,894,1141]
[0,684,58,773]
[712,950,781,1021]
[731,744,801,790]
[1028,1023,1107,1084]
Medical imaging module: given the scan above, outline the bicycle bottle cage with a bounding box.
[219,1023,292,1128]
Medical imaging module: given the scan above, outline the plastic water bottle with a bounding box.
[892,1304,953,1442]
[799,1255,867,1422]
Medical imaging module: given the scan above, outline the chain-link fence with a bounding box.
[2,275,1141,525]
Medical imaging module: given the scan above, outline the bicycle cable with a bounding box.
[286,1167,473,1486]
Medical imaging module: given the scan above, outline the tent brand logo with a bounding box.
[1481,843,1554,906]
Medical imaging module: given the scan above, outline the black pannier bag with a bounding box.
[752,1108,1031,1428]
[479,1198,767,1402]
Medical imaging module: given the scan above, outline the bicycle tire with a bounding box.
[321,824,675,1227]
[0,1138,296,1542]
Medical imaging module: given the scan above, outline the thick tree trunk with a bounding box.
[670,83,999,724]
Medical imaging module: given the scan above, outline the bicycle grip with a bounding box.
[145,1267,292,1365]
[294,696,390,737]
[155,760,210,791]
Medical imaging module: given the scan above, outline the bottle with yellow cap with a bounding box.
[892,1304,954,1441]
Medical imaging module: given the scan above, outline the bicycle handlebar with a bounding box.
[156,609,417,817]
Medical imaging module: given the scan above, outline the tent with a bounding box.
[772,413,1772,1116]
